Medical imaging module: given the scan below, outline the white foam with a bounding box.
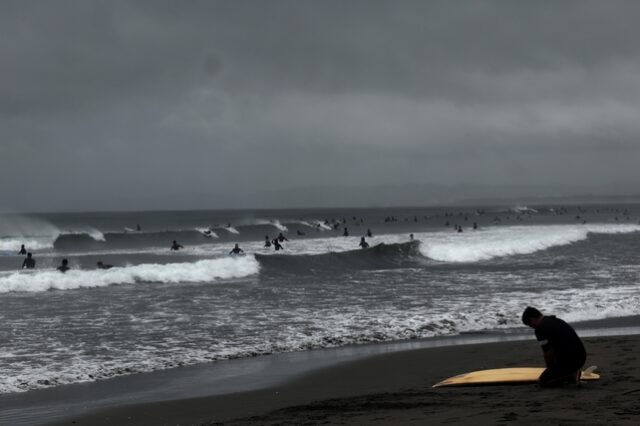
[253,219,288,232]
[292,220,332,231]
[0,237,54,252]
[195,227,219,238]
[214,225,239,234]
[0,256,259,293]
[418,224,640,263]
[61,227,106,242]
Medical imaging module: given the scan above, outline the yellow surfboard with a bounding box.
[433,366,599,387]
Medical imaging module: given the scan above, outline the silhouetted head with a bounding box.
[522,306,543,328]
[27,252,32,258]
[61,259,68,266]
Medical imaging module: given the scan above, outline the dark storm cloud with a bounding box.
[1,0,640,211]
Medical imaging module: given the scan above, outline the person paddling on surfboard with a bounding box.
[522,306,586,387]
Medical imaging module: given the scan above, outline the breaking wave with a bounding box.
[419,224,640,262]
[0,256,259,293]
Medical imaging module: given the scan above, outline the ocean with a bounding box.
[0,204,639,395]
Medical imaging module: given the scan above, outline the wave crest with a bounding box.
[0,256,259,293]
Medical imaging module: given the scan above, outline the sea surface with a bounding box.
[0,204,639,394]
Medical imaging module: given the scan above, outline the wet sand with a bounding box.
[49,333,640,425]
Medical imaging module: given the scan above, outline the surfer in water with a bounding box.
[229,244,244,255]
[277,232,289,242]
[22,252,35,269]
[359,237,369,249]
[57,259,70,273]
[264,235,272,247]
[170,240,184,251]
[96,261,113,269]
[272,239,283,251]
[18,244,27,255]
[522,307,586,387]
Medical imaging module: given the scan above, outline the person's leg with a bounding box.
[538,365,580,387]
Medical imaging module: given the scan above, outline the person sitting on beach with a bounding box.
[18,244,27,255]
[359,237,369,249]
[264,235,272,247]
[170,240,184,251]
[22,252,35,269]
[96,261,113,270]
[229,244,244,255]
[522,306,586,387]
[277,232,289,242]
[57,259,70,273]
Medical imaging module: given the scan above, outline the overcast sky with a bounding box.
[2,0,640,211]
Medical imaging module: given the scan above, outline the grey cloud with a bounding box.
[1,0,640,211]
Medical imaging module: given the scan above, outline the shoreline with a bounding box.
[47,332,640,425]
[0,315,635,425]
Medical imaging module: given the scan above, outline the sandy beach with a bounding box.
[46,332,640,426]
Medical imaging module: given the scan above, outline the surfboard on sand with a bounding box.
[433,366,599,388]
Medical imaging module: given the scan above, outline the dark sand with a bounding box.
[49,334,640,425]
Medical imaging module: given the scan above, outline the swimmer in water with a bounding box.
[96,261,113,269]
[265,235,272,247]
[272,239,283,251]
[18,244,27,255]
[229,244,244,255]
[57,258,70,273]
[170,240,184,251]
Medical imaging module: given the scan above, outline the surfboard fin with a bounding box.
[583,365,598,374]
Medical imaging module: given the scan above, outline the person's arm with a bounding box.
[535,327,555,366]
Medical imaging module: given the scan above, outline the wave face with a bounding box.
[256,241,421,273]
[0,256,259,293]
[418,224,640,263]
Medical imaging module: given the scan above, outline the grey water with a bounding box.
[1,204,639,396]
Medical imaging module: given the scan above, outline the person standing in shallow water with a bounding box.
[522,306,586,387]
[18,244,27,255]
[57,259,70,273]
[22,252,35,269]
[359,237,369,249]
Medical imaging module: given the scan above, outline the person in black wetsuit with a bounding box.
[96,261,113,269]
[229,244,244,255]
[22,252,35,269]
[18,244,27,255]
[277,232,289,242]
[522,306,586,387]
[272,239,283,251]
[170,240,184,251]
[264,236,272,248]
[57,259,70,273]
[359,237,369,249]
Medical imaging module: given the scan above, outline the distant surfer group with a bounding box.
[18,243,111,273]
